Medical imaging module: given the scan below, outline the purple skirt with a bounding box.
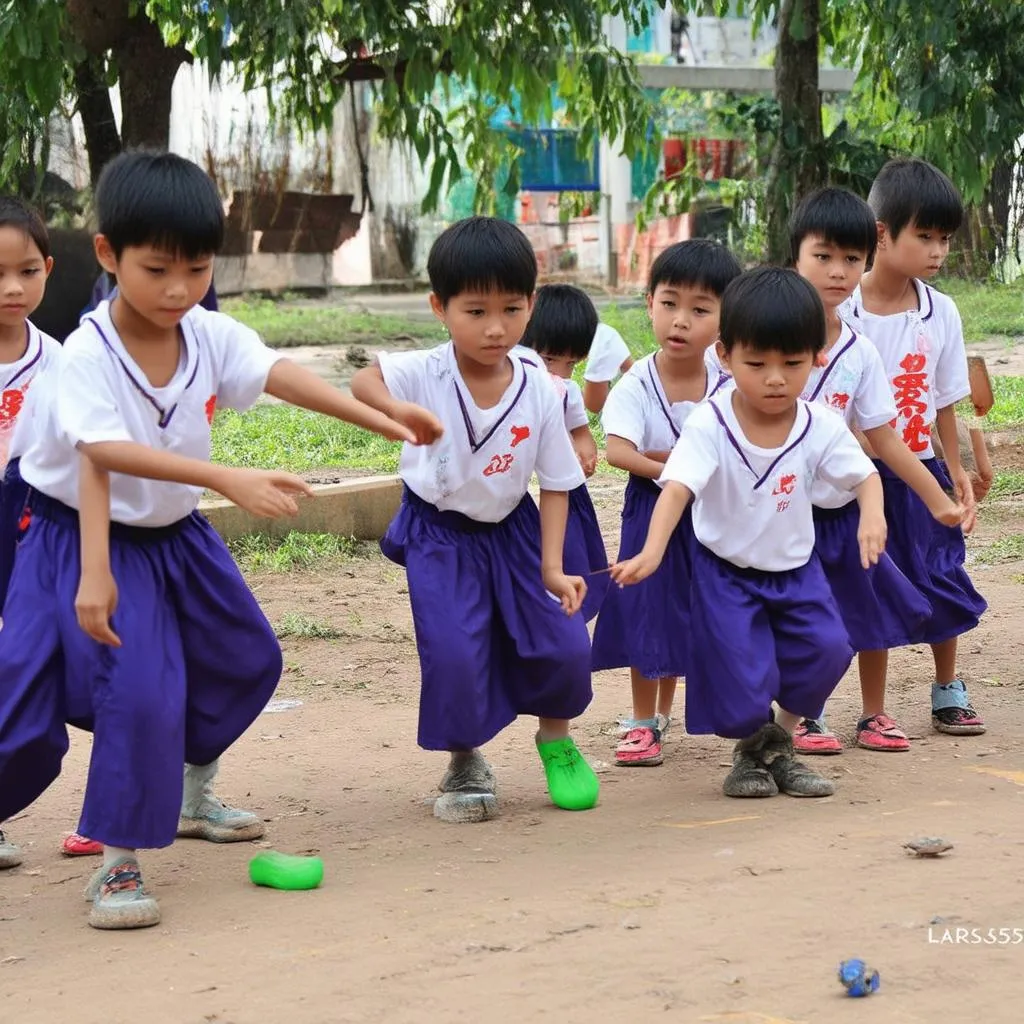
[381,487,592,751]
[686,544,853,739]
[564,483,609,622]
[813,500,931,651]
[874,459,987,644]
[591,475,693,679]
[0,492,282,849]
[0,457,28,610]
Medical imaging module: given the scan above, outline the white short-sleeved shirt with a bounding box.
[601,350,728,485]
[583,322,631,382]
[802,321,897,508]
[19,301,282,527]
[378,342,584,522]
[841,280,970,459]
[660,392,876,571]
[1,321,62,468]
[547,375,589,433]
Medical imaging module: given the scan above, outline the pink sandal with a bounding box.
[793,719,843,755]
[615,727,663,766]
[62,833,103,857]
[856,714,910,752]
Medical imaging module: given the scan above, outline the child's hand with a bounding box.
[218,468,315,518]
[393,401,444,445]
[971,468,993,504]
[542,568,586,616]
[928,496,966,529]
[949,465,977,534]
[609,550,662,586]
[574,435,598,477]
[856,511,887,569]
[814,350,829,368]
[75,568,121,647]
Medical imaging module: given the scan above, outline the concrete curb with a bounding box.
[199,475,403,542]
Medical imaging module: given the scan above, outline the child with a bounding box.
[842,158,988,738]
[518,283,608,620]
[611,267,886,798]
[582,320,633,413]
[0,197,60,871]
[350,216,600,824]
[591,239,741,767]
[0,151,423,927]
[787,187,965,754]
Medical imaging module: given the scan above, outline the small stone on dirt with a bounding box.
[903,837,954,857]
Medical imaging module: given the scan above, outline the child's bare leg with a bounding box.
[656,676,677,719]
[630,668,658,721]
[931,636,986,735]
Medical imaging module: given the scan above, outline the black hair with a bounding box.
[519,284,598,360]
[867,157,963,239]
[427,216,537,305]
[648,238,742,297]
[719,267,826,356]
[788,187,877,264]
[0,196,50,260]
[95,151,225,259]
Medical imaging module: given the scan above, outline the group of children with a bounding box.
[0,150,988,933]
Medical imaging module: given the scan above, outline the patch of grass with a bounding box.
[989,471,1024,499]
[936,279,1024,342]
[221,295,444,348]
[274,612,343,640]
[972,532,1024,565]
[230,531,363,572]
[211,405,400,472]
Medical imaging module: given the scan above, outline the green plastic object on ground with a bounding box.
[248,851,324,891]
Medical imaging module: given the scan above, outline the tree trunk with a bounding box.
[982,152,1013,271]
[765,0,824,265]
[114,15,190,151]
[73,58,122,184]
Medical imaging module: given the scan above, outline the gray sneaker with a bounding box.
[0,829,22,869]
[86,857,161,930]
[177,761,265,843]
[434,750,498,823]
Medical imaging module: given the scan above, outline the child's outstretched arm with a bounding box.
[863,423,964,527]
[350,364,444,444]
[74,454,120,647]
[610,481,692,586]
[935,404,976,533]
[570,424,598,477]
[969,425,993,502]
[267,360,440,445]
[79,442,315,519]
[539,489,586,616]
[605,435,670,480]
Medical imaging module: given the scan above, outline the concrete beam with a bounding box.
[200,475,403,543]
[637,64,856,94]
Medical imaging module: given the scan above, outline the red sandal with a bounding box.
[61,833,103,857]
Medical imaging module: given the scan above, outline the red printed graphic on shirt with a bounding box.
[483,453,515,476]
[772,473,797,497]
[510,425,530,448]
[0,387,25,426]
[827,392,850,412]
[205,394,217,425]
[889,352,930,453]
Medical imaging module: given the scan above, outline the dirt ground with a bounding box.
[3,457,1024,1023]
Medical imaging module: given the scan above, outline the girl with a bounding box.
[591,240,741,767]
[351,216,600,824]
[788,187,964,754]
[0,196,59,871]
[0,151,422,928]
[612,268,886,798]
[518,283,608,620]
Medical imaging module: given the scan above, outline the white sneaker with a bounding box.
[0,829,22,869]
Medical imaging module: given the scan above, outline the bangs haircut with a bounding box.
[95,151,225,260]
[427,216,537,305]
[519,284,598,360]
[789,187,877,263]
[0,196,50,260]
[719,267,826,356]
[648,238,742,298]
[867,157,963,239]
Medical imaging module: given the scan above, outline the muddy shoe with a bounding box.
[177,761,265,843]
[0,829,22,869]
[86,857,161,930]
[434,750,498,823]
[723,726,779,798]
[757,723,835,797]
